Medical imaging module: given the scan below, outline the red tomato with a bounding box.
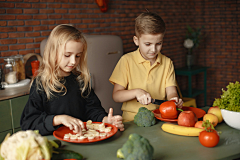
[178,111,197,127]
[199,129,219,147]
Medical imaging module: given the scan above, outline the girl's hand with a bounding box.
[53,115,84,134]
[103,108,124,131]
[170,97,183,109]
[135,89,152,105]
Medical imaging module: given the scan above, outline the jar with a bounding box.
[13,55,26,80]
[3,58,18,84]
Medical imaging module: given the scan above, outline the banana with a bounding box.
[161,123,204,136]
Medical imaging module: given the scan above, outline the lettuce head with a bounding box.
[213,81,240,112]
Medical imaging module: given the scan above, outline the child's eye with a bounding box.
[76,54,81,58]
[157,43,162,45]
[64,54,70,57]
[145,43,150,46]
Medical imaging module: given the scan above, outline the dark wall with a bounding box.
[0,0,239,107]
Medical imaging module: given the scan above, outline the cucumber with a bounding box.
[52,148,83,160]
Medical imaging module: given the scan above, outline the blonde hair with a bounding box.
[33,24,90,100]
[135,12,166,37]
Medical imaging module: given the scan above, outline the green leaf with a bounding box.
[213,81,240,112]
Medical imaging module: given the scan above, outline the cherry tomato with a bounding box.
[199,129,219,147]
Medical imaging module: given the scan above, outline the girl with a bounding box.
[20,24,124,136]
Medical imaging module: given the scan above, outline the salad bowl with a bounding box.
[221,109,240,130]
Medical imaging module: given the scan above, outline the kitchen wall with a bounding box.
[0,0,239,107]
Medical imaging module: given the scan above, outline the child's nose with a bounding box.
[151,45,157,52]
[70,56,76,65]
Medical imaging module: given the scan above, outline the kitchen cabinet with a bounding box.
[0,85,29,143]
[175,66,209,106]
[0,95,28,142]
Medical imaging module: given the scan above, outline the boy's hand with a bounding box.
[103,108,124,131]
[53,115,84,134]
[136,89,152,105]
[170,97,183,109]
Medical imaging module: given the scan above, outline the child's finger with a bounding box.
[108,108,113,119]
[113,115,122,121]
[118,124,125,131]
[78,120,85,129]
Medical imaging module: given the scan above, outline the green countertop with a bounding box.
[46,108,240,160]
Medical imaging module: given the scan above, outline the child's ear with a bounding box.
[133,36,139,46]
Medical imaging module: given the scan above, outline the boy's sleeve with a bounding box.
[109,56,129,88]
[165,60,177,87]
[20,80,59,136]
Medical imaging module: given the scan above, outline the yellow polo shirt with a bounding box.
[109,48,176,122]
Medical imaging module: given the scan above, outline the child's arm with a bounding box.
[112,83,152,105]
[20,80,61,136]
[102,108,124,131]
[166,86,183,108]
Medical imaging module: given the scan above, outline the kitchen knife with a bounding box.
[137,99,177,105]
[151,99,167,105]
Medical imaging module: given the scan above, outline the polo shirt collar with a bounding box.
[136,48,162,65]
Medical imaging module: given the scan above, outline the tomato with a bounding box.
[199,129,219,147]
[178,111,197,127]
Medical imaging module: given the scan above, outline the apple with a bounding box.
[208,106,223,123]
[195,121,204,129]
[203,113,218,127]
[178,111,198,127]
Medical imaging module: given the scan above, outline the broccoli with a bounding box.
[134,107,156,127]
[117,133,154,160]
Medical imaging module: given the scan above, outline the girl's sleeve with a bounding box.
[20,80,59,136]
[84,88,108,122]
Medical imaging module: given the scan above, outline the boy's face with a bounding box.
[133,33,164,64]
[58,40,84,76]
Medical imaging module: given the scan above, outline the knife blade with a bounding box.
[137,99,177,105]
[151,99,167,105]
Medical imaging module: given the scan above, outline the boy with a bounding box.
[109,12,183,122]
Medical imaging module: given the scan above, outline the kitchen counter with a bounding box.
[0,84,30,101]
[46,107,240,160]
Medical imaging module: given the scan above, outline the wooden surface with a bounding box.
[0,84,30,101]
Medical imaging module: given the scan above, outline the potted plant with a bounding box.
[213,81,240,130]
[183,25,204,68]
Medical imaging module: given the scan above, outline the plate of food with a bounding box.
[152,106,206,122]
[53,121,118,143]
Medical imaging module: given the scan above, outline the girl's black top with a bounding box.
[20,73,107,136]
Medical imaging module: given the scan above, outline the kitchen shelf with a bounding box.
[181,89,205,98]
[175,66,209,106]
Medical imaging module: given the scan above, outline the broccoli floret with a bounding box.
[134,107,156,127]
[117,133,154,160]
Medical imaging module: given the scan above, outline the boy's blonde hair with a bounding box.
[34,24,90,100]
[135,12,166,37]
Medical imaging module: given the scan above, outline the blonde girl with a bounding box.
[21,24,124,136]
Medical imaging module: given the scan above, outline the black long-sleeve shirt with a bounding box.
[20,73,107,136]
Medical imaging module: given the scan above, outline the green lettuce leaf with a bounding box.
[213,81,240,112]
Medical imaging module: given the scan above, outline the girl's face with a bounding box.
[133,33,164,65]
[58,40,84,76]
